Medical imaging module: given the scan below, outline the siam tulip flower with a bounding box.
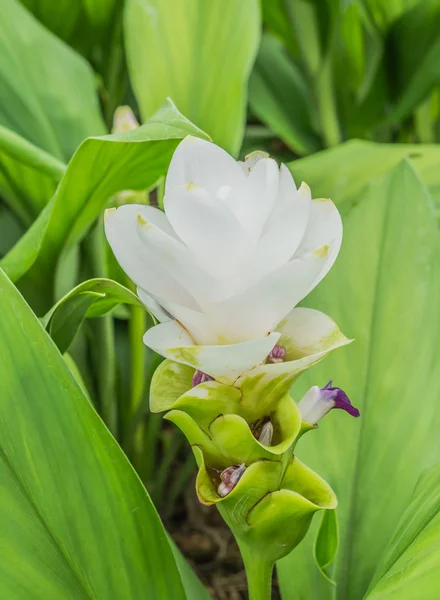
[105,135,356,599]
[105,136,348,383]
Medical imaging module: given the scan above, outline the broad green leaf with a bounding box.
[367,461,440,595]
[124,0,260,155]
[0,267,187,599]
[170,540,212,600]
[0,0,106,160]
[313,509,338,585]
[14,99,208,312]
[0,125,66,224]
[249,34,321,156]
[42,278,144,354]
[278,160,440,599]
[289,139,440,210]
[365,516,440,599]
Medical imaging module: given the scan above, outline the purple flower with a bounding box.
[192,370,214,387]
[267,344,286,363]
[298,380,360,425]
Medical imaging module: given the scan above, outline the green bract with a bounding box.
[150,357,338,565]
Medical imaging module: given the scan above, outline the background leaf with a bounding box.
[278,159,440,599]
[249,34,321,156]
[366,461,440,596]
[0,0,106,160]
[0,126,66,225]
[0,267,188,599]
[124,0,261,155]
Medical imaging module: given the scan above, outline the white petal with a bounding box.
[136,210,221,303]
[164,183,250,278]
[104,205,198,309]
[235,308,352,407]
[276,307,350,359]
[245,175,311,284]
[234,157,280,235]
[206,248,333,343]
[143,320,281,384]
[238,150,269,176]
[294,198,342,288]
[137,288,171,323]
[165,136,246,195]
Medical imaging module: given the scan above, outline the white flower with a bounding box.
[105,136,344,382]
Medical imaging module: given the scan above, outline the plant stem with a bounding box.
[239,545,274,600]
[129,298,146,417]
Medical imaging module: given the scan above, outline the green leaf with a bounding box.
[0,0,106,160]
[278,160,440,599]
[42,278,144,354]
[0,125,66,224]
[0,267,187,599]
[249,34,321,156]
[14,99,208,311]
[313,509,338,585]
[365,516,440,600]
[289,139,440,211]
[387,0,440,123]
[170,540,212,600]
[0,199,53,282]
[124,0,260,155]
[367,461,440,596]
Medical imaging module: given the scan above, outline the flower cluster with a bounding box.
[105,136,358,564]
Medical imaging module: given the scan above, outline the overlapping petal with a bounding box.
[143,319,280,384]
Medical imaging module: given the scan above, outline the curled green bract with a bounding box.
[150,358,338,565]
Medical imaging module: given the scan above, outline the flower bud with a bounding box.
[298,381,360,425]
[267,344,286,364]
[192,370,214,387]
[218,463,246,497]
[258,421,274,446]
[112,106,139,133]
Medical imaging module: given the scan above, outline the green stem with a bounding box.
[239,545,274,600]
[129,298,146,416]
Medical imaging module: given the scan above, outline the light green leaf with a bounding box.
[0,0,106,160]
[313,509,339,585]
[0,125,66,224]
[365,516,440,599]
[367,461,440,596]
[124,0,260,155]
[0,267,187,599]
[249,34,321,156]
[170,540,212,600]
[14,99,208,311]
[289,139,440,211]
[278,160,440,599]
[42,278,144,354]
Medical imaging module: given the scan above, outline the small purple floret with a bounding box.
[267,344,286,363]
[321,381,360,418]
[192,370,214,387]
